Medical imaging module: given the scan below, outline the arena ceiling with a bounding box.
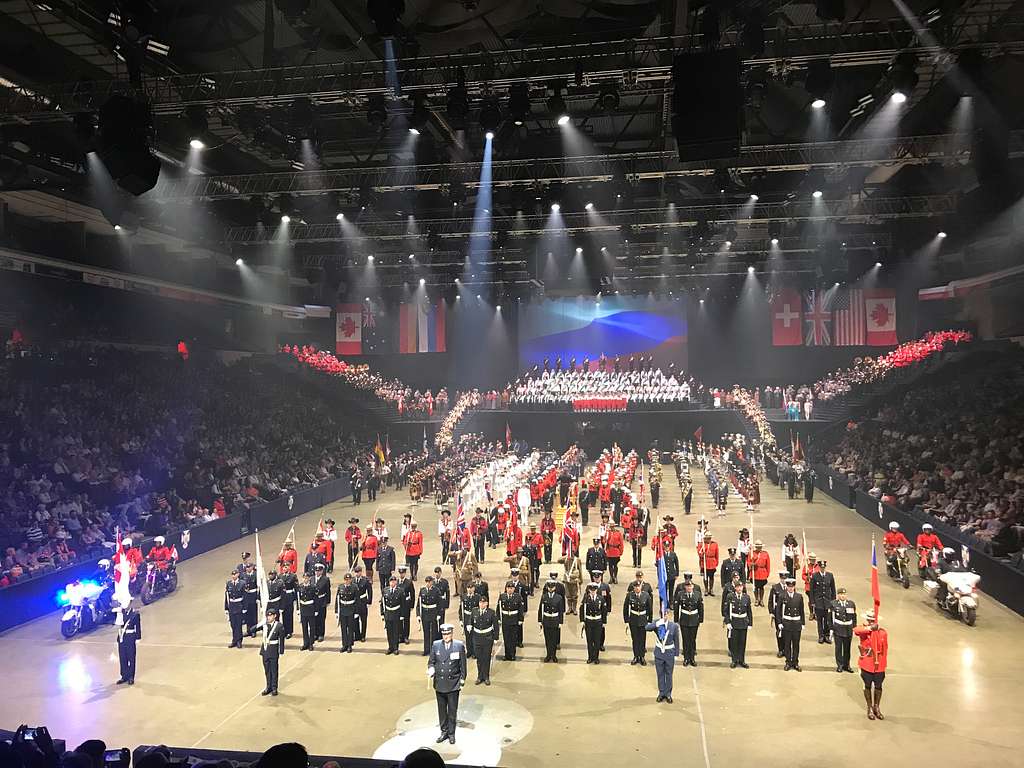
[0,0,1023,295]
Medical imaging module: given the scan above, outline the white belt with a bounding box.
[340,600,355,605]
[245,589,257,594]
[385,605,400,611]
[123,628,136,634]
[657,644,675,650]
[730,611,748,618]
[228,597,243,603]
[475,625,493,632]
[284,589,296,595]
[421,603,437,609]
[833,618,852,625]
[585,613,603,620]
[630,609,647,615]
[543,611,560,617]
[300,600,315,605]
[783,614,802,621]
[679,608,699,615]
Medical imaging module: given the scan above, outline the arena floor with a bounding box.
[2,467,1022,767]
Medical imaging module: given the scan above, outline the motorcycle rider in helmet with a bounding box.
[146,536,174,588]
[933,547,965,606]
[882,522,911,574]
[91,558,115,617]
[915,523,943,575]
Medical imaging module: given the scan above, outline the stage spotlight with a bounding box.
[420,278,426,285]
[509,83,531,126]
[409,253,415,260]
[281,214,291,223]
[699,298,705,304]
[938,231,947,238]
[479,97,502,133]
[409,92,430,133]
[409,127,420,135]
[496,305,501,311]
[575,247,583,254]
[551,203,560,212]
[888,52,918,102]
[811,99,826,110]
[875,261,882,267]
[95,94,160,196]
[236,257,244,266]
[725,240,732,247]
[114,224,122,231]
[750,193,759,201]
[770,237,779,245]
[585,202,594,211]
[812,190,823,198]
[184,104,208,148]
[806,59,833,109]
[485,131,494,140]
[336,213,345,221]
[891,91,907,104]
[598,81,620,111]
[189,138,206,150]
[548,82,569,124]
[288,97,318,141]
[368,255,374,262]
[748,265,755,273]
[557,114,570,126]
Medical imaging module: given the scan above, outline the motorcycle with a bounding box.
[886,546,911,589]
[918,546,940,579]
[924,570,981,626]
[59,579,115,639]
[140,560,178,605]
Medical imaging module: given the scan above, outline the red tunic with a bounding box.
[277,548,298,574]
[697,541,719,570]
[854,626,888,673]
[404,530,424,557]
[749,549,771,581]
[505,525,523,556]
[360,534,378,560]
[605,531,625,558]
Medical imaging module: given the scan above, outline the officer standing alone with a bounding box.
[417,575,442,656]
[776,577,805,671]
[381,574,404,654]
[538,580,565,663]
[115,599,141,685]
[428,624,467,745]
[624,580,653,665]
[334,573,358,653]
[260,607,285,696]
[225,569,246,648]
[497,580,524,661]
[675,579,703,666]
[830,587,857,673]
[645,612,681,703]
[723,579,753,668]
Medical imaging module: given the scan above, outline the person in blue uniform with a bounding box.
[645,612,681,703]
[428,624,468,745]
[260,607,285,696]
[115,599,141,685]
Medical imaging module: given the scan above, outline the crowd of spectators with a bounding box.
[435,391,481,454]
[820,349,1024,556]
[282,345,448,418]
[0,347,386,588]
[757,330,973,420]
[510,368,704,408]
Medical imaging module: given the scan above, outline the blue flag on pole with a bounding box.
[656,547,669,611]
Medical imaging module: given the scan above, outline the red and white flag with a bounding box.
[505,422,512,449]
[832,287,865,346]
[771,288,803,346]
[864,289,897,346]
[112,532,131,607]
[335,303,363,355]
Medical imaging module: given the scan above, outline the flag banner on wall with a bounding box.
[832,287,866,346]
[398,302,446,353]
[864,289,897,346]
[771,287,803,346]
[803,289,832,346]
[335,303,362,355]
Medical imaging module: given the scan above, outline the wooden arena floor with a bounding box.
[2,466,1022,767]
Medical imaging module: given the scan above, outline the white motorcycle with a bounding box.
[924,571,980,626]
[59,577,115,638]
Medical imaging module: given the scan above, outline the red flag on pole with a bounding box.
[771,287,804,346]
[506,422,512,449]
[871,537,881,617]
[693,426,703,443]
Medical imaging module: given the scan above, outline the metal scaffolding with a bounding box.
[3,13,1023,122]
[225,195,955,244]
[149,132,1018,200]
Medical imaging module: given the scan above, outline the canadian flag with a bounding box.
[771,288,803,346]
[864,289,897,346]
[335,303,363,355]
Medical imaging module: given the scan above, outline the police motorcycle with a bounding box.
[59,559,116,638]
[923,548,980,627]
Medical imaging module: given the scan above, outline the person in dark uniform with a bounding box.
[225,569,246,648]
[432,566,451,626]
[381,574,404,654]
[811,559,837,643]
[498,580,524,661]
[776,577,805,671]
[115,599,141,685]
[298,573,319,650]
[509,570,530,648]
[334,573,359,653]
[767,570,788,658]
[720,548,744,590]
[279,569,297,639]
[313,563,331,642]
[266,570,282,622]
[537,580,565,663]
[242,563,259,637]
[623,580,653,665]
[398,564,415,644]
[547,570,566,600]
[460,582,480,658]
[662,547,679,612]
[417,575,442,657]
[578,485,591,526]
[522,529,541,587]
[470,572,490,604]
[674,579,703,666]
[471,594,498,684]
[787,470,797,499]
[580,582,607,664]
[683,484,693,516]
[830,587,857,673]
[260,607,285,696]
[650,477,661,510]
[428,624,468,745]
[723,578,753,668]
[645,613,681,703]
[594,570,613,651]
[680,570,702,600]
[585,538,607,581]
[377,537,397,594]
[353,564,372,641]
[804,468,817,502]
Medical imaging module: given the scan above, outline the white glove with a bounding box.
[777,623,783,630]
[427,667,435,677]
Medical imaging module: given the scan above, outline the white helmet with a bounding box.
[122,538,133,547]
[921,523,933,531]
[154,536,165,545]
[97,558,111,569]
[888,522,899,530]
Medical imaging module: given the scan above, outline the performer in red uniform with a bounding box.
[344,518,362,569]
[540,511,556,563]
[605,524,625,584]
[360,528,378,577]
[747,540,771,607]
[697,533,719,596]
[147,537,173,568]
[505,521,523,558]
[915,523,943,574]
[854,610,889,721]
[277,539,299,575]
[403,522,424,581]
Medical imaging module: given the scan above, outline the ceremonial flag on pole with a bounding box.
[655,535,669,611]
[375,434,386,465]
[505,422,512,449]
[255,530,270,648]
[639,462,645,504]
[456,493,466,533]
[385,434,391,460]
[694,426,703,443]
[871,537,881,617]
[112,530,131,608]
[423,425,428,452]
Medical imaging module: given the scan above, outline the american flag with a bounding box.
[804,290,832,346]
[832,287,866,346]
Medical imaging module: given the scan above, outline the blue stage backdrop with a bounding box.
[519,296,687,370]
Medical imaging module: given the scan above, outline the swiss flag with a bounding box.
[335,303,363,355]
[864,289,897,346]
[771,288,803,346]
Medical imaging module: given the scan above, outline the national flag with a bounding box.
[693,426,703,443]
[112,530,131,608]
[169,544,180,561]
[803,289,832,346]
[335,303,363,355]
[385,434,391,460]
[281,524,296,555]
[870,538,881,617]
[832,287,865,346]
[505,422,512,449]
[771,287,803,346]
[864,289,897,346]
[255,530,271,647]
[655,534,669,610]
[456,494,466,533]
[398,302,447,353]
[375,434,386,465]
[790,432,803,462]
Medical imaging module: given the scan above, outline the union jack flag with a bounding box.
[455,493,466,533]
[804,289,832,346]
